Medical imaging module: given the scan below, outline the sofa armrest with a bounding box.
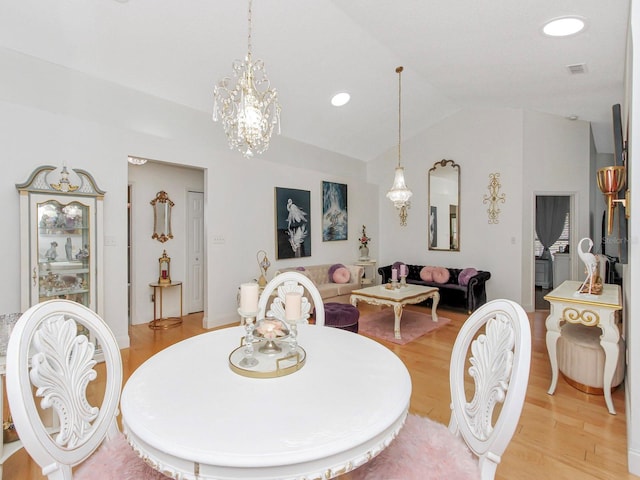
[347,265,364,283]
[466,271,491,312]
[378,265,393,284]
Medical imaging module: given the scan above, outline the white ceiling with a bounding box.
[0,0,630,161]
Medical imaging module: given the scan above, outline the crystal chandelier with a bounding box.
[386,66,412,226]
[213,0,281,158]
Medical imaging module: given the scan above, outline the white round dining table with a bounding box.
[121,324,412,480]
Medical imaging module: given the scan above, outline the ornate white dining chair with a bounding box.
[351,299,531,480]
[5,299,168,480]
[258,271,325,326]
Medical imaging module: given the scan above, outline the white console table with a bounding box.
[544,280,622,414]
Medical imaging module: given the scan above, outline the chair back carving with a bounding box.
[6,300,123,479]
[258,271,325,326]
[448,299,531,480]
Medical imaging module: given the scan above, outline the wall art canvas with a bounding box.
[275,187,311,259]
[322,181,348,241]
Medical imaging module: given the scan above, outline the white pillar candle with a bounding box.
[392,268,398,281]
[285,292,302,321]
[240,283,259,313]
[400,264,407,277]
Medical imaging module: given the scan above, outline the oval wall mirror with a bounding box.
[428,159,460,251]
[151,191,174,243]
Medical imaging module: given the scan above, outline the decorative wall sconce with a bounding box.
[158,250,171,285]
[256,249,271,287]
[597,165,629,235]
[482,173,506,224]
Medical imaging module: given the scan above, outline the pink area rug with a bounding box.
[350,413,480,480]
[358,309,451,345]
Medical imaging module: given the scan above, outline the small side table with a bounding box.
[544,280,622,414]
[149,281,183,330]
[355,259,377,286]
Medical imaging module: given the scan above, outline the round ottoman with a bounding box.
[324,302,359,333]
[557,322,625,395]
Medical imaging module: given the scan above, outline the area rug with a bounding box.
[358,309,451,345]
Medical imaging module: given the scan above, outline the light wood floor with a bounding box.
[2,305,632,480]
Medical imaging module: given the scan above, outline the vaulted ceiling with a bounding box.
[0,0,629,161]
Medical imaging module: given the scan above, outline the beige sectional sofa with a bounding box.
[274,263,364,304]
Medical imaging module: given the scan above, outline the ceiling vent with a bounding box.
[567,63,587,74]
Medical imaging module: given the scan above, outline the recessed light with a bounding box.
[566,115,579,121]
[543,17,585,37]
[331,92,351,107]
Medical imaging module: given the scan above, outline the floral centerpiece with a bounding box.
[359,225,371,247]
[255,318,288,340]
[359,225,371,260]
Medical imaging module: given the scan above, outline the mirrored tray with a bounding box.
[229,341,306,379]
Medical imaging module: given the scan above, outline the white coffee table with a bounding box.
[350,284,440,339]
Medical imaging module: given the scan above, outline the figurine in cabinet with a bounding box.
[65,237,73,261]
[45,241,58,261]
[76,244,89,260]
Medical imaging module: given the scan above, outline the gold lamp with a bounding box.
[256,250,271,287]
[158,250,171,285]
[597,165,628,235]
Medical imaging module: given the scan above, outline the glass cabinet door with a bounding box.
[18,166,104,321]
[36,199,92,308]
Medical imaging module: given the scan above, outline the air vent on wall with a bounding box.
[567,63,587,74]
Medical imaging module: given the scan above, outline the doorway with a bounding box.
[127,160,205,325]
[534,194,572,310]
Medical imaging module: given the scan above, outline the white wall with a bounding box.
[522,110,592,310]
[0,48,374,343]
[367,107,591,310]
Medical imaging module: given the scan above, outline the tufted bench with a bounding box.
[324,302,359,333]
[557,322,625,394]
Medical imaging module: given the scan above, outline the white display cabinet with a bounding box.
[16,166,105,321]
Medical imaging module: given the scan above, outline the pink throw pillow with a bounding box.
[332,267,351,284]
[420,266,436,282]
[328,263,345,282]
[432,267,450,284]
[458,268,478,286]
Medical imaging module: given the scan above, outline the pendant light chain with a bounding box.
[247,0,252,58]
[397,66,403,168]
[386,65,412,226]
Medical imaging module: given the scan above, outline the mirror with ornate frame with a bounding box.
[428,159,460,251]
[151,191,174,243]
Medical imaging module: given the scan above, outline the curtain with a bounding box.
[536,196,570,259]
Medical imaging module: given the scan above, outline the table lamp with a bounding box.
[158,250,171,285]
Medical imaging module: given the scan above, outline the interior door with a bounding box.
[187,191,204,313]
